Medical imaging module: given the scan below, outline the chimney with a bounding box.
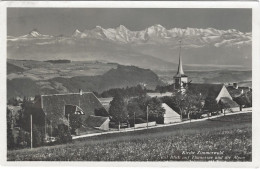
[79,89,83,95]
[233,83,238,89]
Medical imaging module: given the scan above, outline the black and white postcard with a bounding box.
[0,1,260,167]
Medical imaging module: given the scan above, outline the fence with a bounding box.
[134,121,156,128]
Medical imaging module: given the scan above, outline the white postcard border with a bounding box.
[0,1,259,168]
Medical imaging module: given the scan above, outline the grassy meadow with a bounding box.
[7,113,251,161]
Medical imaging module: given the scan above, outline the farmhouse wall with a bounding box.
[99,119,110,131]
[216,86,232,103]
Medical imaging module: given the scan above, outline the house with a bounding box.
[226,83,251,98]
[33,91,109,137]
[161,103,181,124]
[219,97,240,113]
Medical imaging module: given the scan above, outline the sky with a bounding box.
[7,8,252,36]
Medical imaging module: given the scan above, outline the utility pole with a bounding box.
[30,114,33,149]
[50,120,52,138]
[68,113,70,131]
[44,116,46,140]
[134,112,135,130]
[146,106,149,129]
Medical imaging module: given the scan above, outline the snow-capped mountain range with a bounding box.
[7,25,252,70]
[8,25,251,47]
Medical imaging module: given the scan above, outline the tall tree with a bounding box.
[171,89,203,120]
[147,97,165,123]
[109,93,128,130]
[127,101,143,119]
[204,97,220,117]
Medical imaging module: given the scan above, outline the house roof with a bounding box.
[77,125,103,135]
[98,97,113,111]
[37,92,108,127]
[226,86,251,98]
[188,83,224,99]
[65,104,84,115]
[220,97,239,108]
[162,103,180,117]
[85,115,109,128]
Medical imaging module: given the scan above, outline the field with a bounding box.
[7,113,252,161]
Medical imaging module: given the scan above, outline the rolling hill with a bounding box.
[7,64,163,99]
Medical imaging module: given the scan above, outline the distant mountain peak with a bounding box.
[16,29,53,39]
[72,29,82,37]
[28,29,42,37]
[95,25,103,30]
[74,29,81,33]
[117,25,128,31]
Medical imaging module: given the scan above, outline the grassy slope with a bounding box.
[7,113,252,161]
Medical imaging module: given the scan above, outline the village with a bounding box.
[6,43,252,149]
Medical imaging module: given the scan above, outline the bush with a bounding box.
[16,129,30,148]
[32,125,44,147]
[57,124,72,144]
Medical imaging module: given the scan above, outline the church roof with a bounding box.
[188,83,224,99]
[175,43,186,77]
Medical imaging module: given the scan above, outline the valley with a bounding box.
[7,59,252,99]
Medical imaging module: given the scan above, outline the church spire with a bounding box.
[176,39,185,76]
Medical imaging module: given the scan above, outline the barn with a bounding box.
[162,103,181,124]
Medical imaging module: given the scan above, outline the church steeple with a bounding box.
[176,40,185,76]
[174,34,188,92]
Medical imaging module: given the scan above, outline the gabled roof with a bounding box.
[188,83,224,99]
[85,115,109,128]
[220,97,239,108]
[162,103,180,117]
[65,104,84,115]
[226,86,251,98]
[37,92,108,127]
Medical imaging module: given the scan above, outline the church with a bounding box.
[173,41,240,113]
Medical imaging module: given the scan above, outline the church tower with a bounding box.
[174,40,188,92]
